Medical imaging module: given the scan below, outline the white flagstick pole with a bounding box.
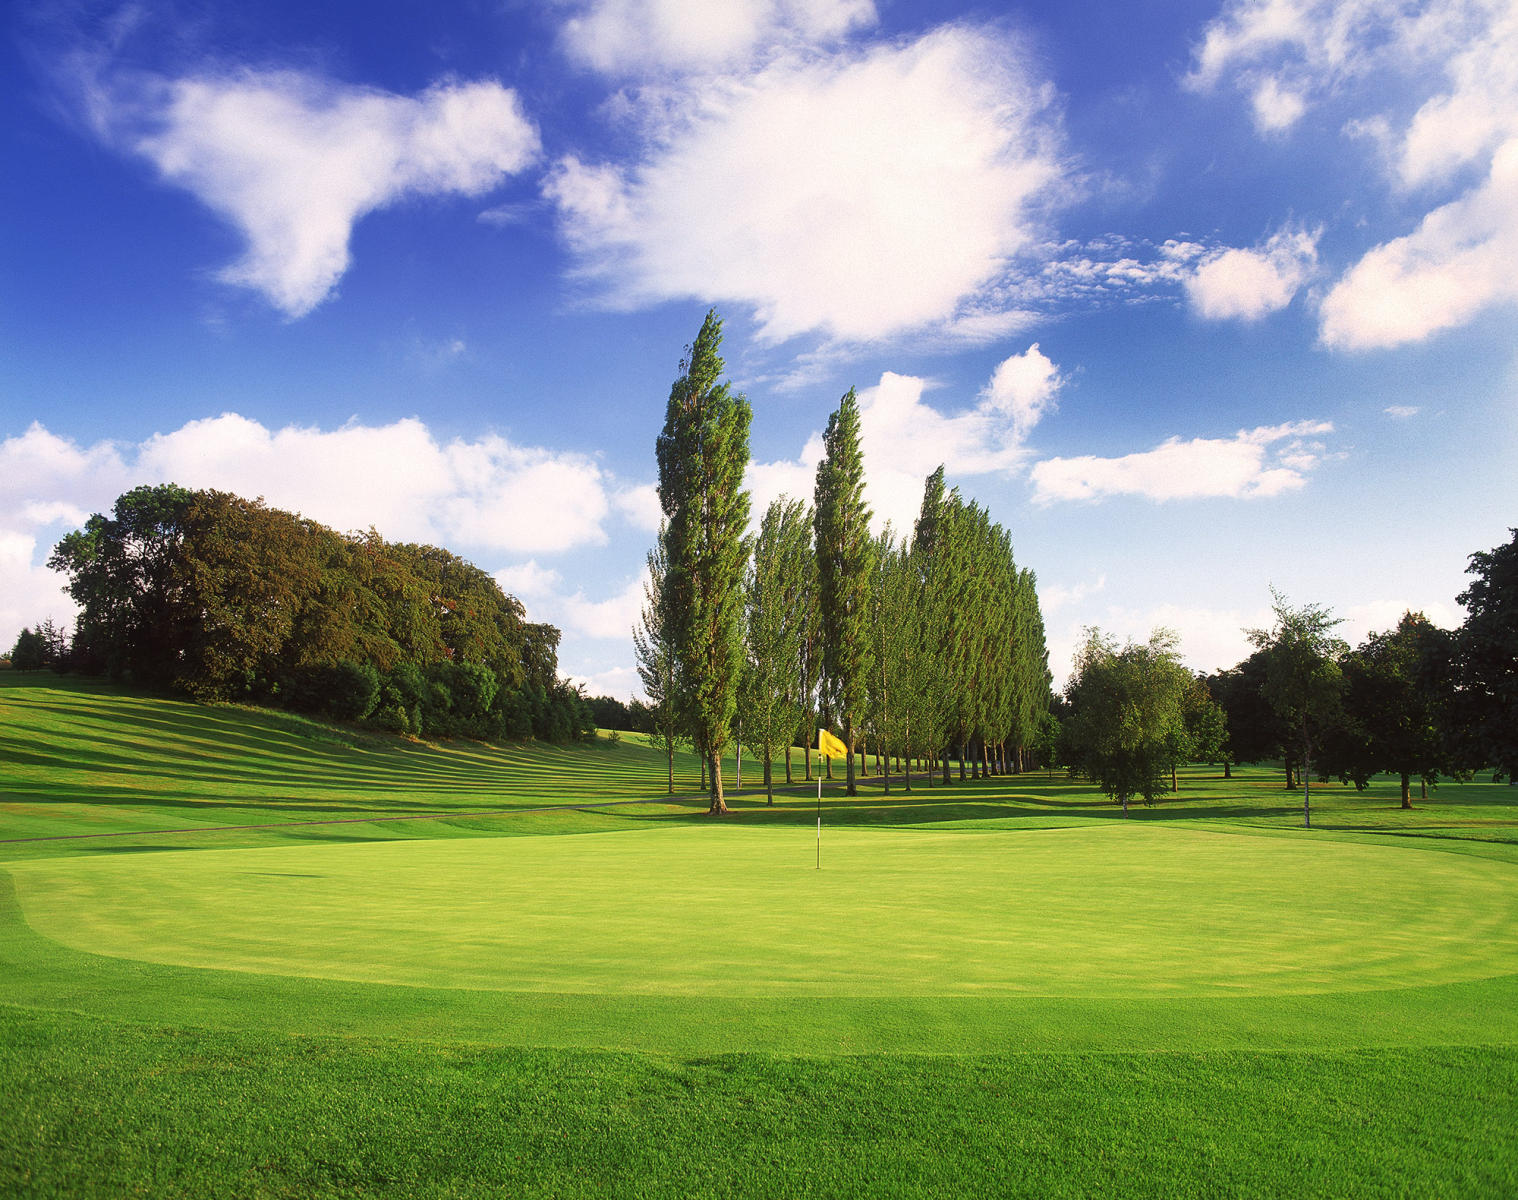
[817,754,822,870]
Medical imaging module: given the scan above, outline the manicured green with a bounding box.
[3,671,1517,1196]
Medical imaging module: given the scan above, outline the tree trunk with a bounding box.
[785,743,793,785]
[1171,763,1178,793]
[882,742,891,795]
[844,716,857,796]
[943,750,951,785]
[736,736,741,790]
[765,754,774,806]
[959,744,967,781]
[1223,758,1232,780]
[1122,793,1129,817]
[804,723,813,781]
[709,749,728,814]
[1401,772,1413,809]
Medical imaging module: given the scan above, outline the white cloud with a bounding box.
[1184,227,1319,321]
[1250,75,1307,131]
[1342,598,1461,646]
[80,65,538,317]
[748,345,1065,535]
[546,24,1066,343]
[568,664,641,701]
[1040,574,1106,615]
[1383,405,1421,419]
[613,483,662,531]
[561,574,648,641]
[1030,420,1335,505]
[1188,0,1518,348]
[493,561,564,602]
[559,0,876,76]
[1319,140,1518,349]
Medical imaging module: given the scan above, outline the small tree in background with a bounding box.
[1247,590,1347,828]
[1064,628,1191,816]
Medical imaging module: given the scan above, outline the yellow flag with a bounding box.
[817,728,849,759]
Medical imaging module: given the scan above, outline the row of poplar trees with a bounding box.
[636,311,1052,813]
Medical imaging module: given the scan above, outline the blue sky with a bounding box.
[3,0,1515,696]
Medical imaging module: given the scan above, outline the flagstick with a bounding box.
[816,767,822,870]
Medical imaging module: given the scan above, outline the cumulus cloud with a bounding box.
[1184,227,1320,321]
[1188,0,1518,347]
[77,64,539,317]
[1029,420,1335,505]
[1383,405,1421,419]
[546,24,1066,343]
[748,345,1065,534]
[559,0,876,76]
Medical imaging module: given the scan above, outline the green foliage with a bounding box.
[741,498,811,803]
[1454,528,1518,780]
[45,484,562,742]
[1064,627,1192,813]
[1328,612,1459,805]
[1247,589,1348,825]
[634,523,683,793]
[9,627,45,672]
[655,310,752,811]
[814,388,875,795]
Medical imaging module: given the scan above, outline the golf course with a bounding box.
[3,670,1516,1197]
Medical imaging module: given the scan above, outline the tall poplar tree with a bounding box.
[813,388,875,796]
[655,311,753,814]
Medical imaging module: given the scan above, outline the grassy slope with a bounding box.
[3,671,1517,1197]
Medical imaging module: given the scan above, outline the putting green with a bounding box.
[11,824,1518,1000]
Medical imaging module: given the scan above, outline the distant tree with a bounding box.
[1246,590,1347,828]
[587,695,633,731]
[1326,612,1457,807]
[10,627,45,672]
[655,310,752,813]
[1452,529,1518,783]
[1178,675,1229,785]
[1064,627,1192,816]
[813,388,876,797]
[1208,652,1292,783]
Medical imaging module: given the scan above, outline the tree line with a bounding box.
[1058,529,1518,823]
[25,484,593,742]
[635,311,1054,812]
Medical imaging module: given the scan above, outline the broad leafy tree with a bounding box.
[1064,627,1192,815]
[1246,590,1347,828]
[1453,529,1518,783]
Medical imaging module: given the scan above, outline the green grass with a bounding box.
[3,669,1517,1196]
